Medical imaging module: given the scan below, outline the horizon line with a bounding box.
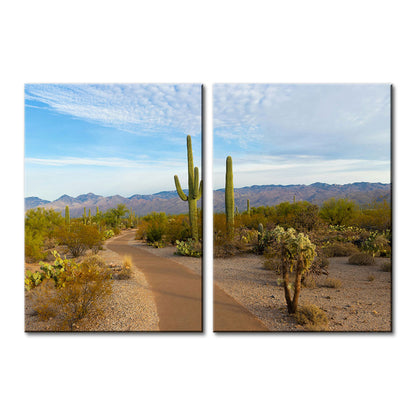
[25,180,391,202]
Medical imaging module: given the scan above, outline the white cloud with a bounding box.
[214,84,390,160]
[25,156,183,169]
[25,84,201,137]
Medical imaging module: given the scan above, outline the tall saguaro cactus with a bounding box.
[247,199,251,216]
[174,135,202,241]
[225,156,234,235]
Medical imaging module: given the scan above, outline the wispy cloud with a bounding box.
[25,156,183,169]
[213,154,390,189]
[25,84,201,137]
[214,84,390,160]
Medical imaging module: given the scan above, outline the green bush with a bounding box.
[348,253,375,266]
[25,208,65,262]
[58,223,103,257]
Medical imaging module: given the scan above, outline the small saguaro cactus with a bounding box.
[225,155,234,235]
[247,199,251,216]
[65,205,70,226]
[88,208,92,224]
[83,207,87,225]
[174,135,203,241]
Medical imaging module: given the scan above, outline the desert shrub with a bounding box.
[113,255,133,280]
[380,261,392,272]
[368,274,376,281]
[214,235,247,258]
[26,254,112,330]
[165,215,191,244]
[319,198,358,226]
[58,223,103,257]
[322,241,359,257]
[322,277,342,288]
[27,279,59,320]
[348,253,375,266]
[273,201,321,232]
[301,274,317,288]
[25,229,46,262]
[175,239,202,258]
[356,199,391,231]
[295,304,329,331]
[25,208,65,262]
[361,231,390,257]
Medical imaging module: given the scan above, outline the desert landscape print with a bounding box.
[25,84,202,332]
[213,84,391,332]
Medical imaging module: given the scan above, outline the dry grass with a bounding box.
[295,304,329,331]
[27,255,112,330]
[322,277,342,288]
[323,241,359,257]
[348,253,375,266]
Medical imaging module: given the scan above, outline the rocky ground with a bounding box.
[214,254,392,332]
[25,236,159,332]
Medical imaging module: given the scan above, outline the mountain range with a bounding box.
[25,182,391,217]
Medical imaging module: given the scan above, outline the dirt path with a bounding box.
[214,283,269,331]
[107,230,202,332]
[125,236,269,332]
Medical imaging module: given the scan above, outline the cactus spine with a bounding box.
[65,205,70,226]
[247,199,250,216]
[225,156,234,235]
[174,135,202,241]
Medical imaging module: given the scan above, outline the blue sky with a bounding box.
[213,84,391,189]
[25,84,202,200]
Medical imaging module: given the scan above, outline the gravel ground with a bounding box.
[214,254,392,332]
[25,239,159,332]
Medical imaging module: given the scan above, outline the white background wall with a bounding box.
[1,1,413,415]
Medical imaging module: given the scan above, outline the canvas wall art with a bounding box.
[213,84,391,332]
[24,84,203,332]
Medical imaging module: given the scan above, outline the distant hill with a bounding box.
[25,190,198,217]
[25,182,391,217]
[213,182,391,213]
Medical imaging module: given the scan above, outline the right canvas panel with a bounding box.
[213,84,392,332]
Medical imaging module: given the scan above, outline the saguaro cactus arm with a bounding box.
[174,175,188,201]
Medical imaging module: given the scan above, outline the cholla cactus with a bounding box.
[174,135,202,241]
[269,226,316,314]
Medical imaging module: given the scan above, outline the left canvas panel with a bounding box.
[24,84,203,332]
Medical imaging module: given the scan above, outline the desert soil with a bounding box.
[214,254,392,332]
[25,233,159,332]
